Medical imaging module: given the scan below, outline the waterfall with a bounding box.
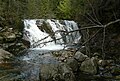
[22,19,81,49]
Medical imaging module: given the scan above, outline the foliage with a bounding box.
[56,0,72,19]
[0,0,120,29]
[70,0,88,20]
[0,0,120,61]
[0,0,27,30]
[38,0,55,18]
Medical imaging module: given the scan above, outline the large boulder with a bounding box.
[66,58,78,72]
[74,51,88,62]
[59,63,75,81]
[40,64,60,81]
[40,63,75,81]
[80,57,98,74]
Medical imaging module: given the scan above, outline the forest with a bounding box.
[0,0,120,81]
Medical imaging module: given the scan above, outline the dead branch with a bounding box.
[74,19,120,54]
[87,0,102,25]
[102,27,106,59]
[31,19,120,49]
[104,19,120,27]
[82,29,102,46]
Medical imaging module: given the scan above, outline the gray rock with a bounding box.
[5,32,16,42]
[66,58,78,72]
[59,63,75,81]
[40,64,60,81]
[40,63,75,81]
[80,57,98,74]
[74,51,88,62]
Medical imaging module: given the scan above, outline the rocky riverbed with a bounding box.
[0,27,26,55]
[0,48,120,81]
[0,25,120,81]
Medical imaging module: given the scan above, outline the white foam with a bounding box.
[23,19,81,50]
[31,45,66,51]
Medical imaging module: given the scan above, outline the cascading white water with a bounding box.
[23,19,81,50]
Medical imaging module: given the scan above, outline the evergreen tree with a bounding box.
[56,0,72,19]
[26,0,40,18]
[39,0,55,18]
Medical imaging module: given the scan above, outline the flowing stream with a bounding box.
[23,19,81,48]
[0,19,119,81]
[0,19,81,81]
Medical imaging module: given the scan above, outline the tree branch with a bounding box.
[31,19,120,49]
[104,19,120,27]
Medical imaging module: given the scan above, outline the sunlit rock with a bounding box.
[1,28,16,42]
[98,60,114,67]
[74,51,88,62]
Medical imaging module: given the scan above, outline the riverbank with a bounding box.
[0,48,120,81]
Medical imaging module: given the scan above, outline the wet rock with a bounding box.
[80,57,98,74]
[0,49,13,62]
[74,51,88,62]
[59,63,75,81]
[66,58,78,72]
[22,39,30,48]
[40,64,60,81]
[40,63,75,81]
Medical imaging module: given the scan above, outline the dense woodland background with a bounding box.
[0,0,120,62]
[0,0,119,28]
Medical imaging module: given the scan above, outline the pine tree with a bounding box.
[56,0,72,19]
